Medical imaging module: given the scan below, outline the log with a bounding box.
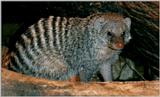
[2,46,10,68]
[2,68,159,96]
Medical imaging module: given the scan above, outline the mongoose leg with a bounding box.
[100,63,112,81]
[100,55,119,81]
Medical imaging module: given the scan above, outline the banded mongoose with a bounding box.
[10,13,131,82]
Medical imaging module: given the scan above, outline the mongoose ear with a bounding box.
[124,18,131,29]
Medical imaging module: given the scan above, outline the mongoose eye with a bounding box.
[107,31,112,36]
[121,32,125,36]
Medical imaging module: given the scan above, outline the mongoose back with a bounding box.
[10,13,131,81]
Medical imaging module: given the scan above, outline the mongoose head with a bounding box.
[88,13,131,51]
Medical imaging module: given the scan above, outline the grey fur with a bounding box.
[10,13,131,82]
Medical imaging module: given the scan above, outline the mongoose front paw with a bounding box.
[68,75,80,82]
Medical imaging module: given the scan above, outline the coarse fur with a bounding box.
[10,13,131,82]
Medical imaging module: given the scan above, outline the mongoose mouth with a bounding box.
[108,43,124,51]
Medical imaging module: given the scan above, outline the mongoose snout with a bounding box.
[109,36,125,50]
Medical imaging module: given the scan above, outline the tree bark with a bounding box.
[2,68,159,96]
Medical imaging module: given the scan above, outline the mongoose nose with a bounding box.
[115,42,124,49]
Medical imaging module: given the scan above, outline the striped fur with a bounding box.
[10,13,131,81]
